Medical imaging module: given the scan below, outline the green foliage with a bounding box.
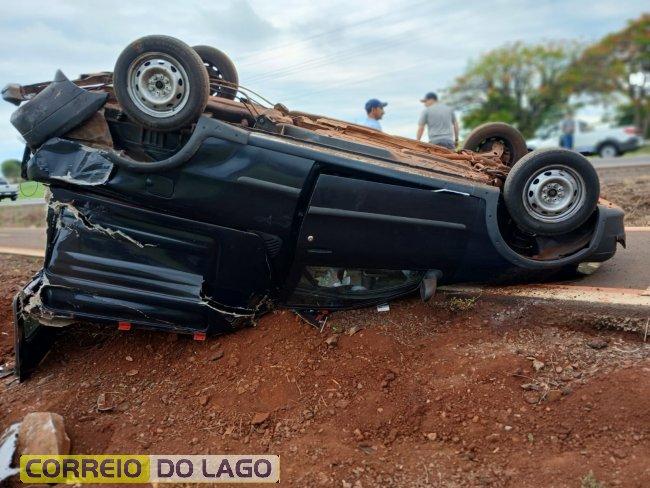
[615,101,648,130]
[1,159,21,182]
[567,14,650,136]
[17,180,45,200]
[580,471,605,488]
[445,296,478,312]
[449,14,648,138]
[449,41,581,137]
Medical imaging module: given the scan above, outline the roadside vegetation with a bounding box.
[16,180,45,200]
[449,14,649,138]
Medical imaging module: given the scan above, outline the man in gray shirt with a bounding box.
[416,92,459,150]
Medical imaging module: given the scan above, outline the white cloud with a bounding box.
[0,0,647,159]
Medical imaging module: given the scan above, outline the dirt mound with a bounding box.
[600,173,650,226]
[1,256,648,487]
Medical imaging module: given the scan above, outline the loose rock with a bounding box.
[18,412,70,455]
[325,335,340,347]
[546,390,562,402]
[252,412,270,425]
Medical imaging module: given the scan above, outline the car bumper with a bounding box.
[581,204,626,262]
[619,136,642,153]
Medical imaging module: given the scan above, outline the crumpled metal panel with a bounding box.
[38,187,271,329]
[25,137,113,186]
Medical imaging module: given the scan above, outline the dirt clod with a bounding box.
[325,334,340,347]
[251,412,270,426]
[587,338,608,350]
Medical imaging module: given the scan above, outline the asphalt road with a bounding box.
[589,154,650,168]
[559,228,649,291]
[0,226,647,291]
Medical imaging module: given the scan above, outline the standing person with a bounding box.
[360,99,387,131]
[559,112,575,149]
[416,92,459,149]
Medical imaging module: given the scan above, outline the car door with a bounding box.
[574,120,594,152]
[284,174,482,309]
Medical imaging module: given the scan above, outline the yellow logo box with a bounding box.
[21,455,150,484]
[21,454,280,484]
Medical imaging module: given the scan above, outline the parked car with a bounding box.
[0,177,18,201]
[527,120,643,158]
[3,36,625,378]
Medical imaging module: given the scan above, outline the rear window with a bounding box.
[0,178,7,184]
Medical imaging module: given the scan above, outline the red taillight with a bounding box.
[118,321,132,331]
[193,331,207,341]
[623,126,639,135]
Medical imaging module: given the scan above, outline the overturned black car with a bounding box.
[3,36,625,378]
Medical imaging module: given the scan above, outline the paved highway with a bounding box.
[590,154,650,169]
[0,198,44,207]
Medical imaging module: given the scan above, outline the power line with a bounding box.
[278,58,435,104]
[233,0,429,67]
[244,27,422,85]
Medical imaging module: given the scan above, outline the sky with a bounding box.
[0,0,647,162]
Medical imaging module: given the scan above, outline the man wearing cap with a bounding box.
[416,92,458,150]
[360,98,387,131]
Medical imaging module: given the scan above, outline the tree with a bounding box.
[1,159,21,182]
[448,41,581,137]
[567,14,650,136]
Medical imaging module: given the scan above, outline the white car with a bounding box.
[527,120,643,158]
[0,177,18,201]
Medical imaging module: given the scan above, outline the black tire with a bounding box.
[113,35,209,131]
[192,45,239,100]
[11,195,17,201]
[503,148,600,236]
[462,122,528,166]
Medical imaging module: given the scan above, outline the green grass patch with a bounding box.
[17,180,46,200]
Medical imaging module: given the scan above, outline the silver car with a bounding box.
[0,177,18,201]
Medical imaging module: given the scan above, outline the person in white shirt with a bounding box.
[360,98,387,131]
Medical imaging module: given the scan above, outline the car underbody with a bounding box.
[4,39,626,379]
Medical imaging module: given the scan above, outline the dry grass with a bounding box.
[600,175,650,226]
[0,204,46,228]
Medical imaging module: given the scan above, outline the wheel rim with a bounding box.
[522,165,586,223]
[600,145,616,158]
[203,61,230,97]
[126,52,190,118]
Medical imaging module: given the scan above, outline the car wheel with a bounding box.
[192,45,239,100]
[503,148,599,236]
[11,195,17,201]
[113,35,209,131]
[598,143,619,159]
[462,122,528,166]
